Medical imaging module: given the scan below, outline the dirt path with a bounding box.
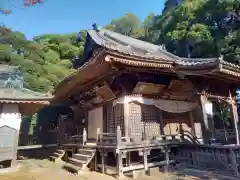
[0,159,238,180]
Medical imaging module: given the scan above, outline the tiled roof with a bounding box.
[87,29,240,71]
[176,58,219,66]
[0,87,52,102]
[88,29,181,62]
[0,65,19,73]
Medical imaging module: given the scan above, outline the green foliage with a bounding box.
[0,26,86,92]
[106,13,143,38]
[144,0,240,62]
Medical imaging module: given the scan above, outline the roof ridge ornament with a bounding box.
[219,54,224,61]
[92,22,100,32]
[160,44,166,51]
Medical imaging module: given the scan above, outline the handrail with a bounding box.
[97,126,182,147]
[63,128,87,145]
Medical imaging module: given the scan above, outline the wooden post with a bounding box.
[94,151,98,171]
[123,101,129,138]
[100,150,105,174]
[189,111,196,137]
[158,109,164,135]
[117,150,123,178]
[143,150,148,172]
[200,94,212,142]
[164,145,169,172]
[229,91,240,145]
[117,126,122,148]
[127,152,131,166]
[229,149,238,176]
[83,128,87,145]
[96,128,100,143]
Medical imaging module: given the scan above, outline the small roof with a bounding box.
[0,87,52,104]
[0,65,19,73]
[0,64,52,104]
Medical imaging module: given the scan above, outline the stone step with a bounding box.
[68,157,85,168]
[78,148,95,156]
[63,163,81,174]
[49,156,56,162]
[73,154,91,161]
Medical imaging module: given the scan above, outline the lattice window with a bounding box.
[106,103,114,133]
[113,104,125,136]
[142,104,160,138]
[129,103,143,138]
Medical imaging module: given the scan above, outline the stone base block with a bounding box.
[159,165,170,173]
[147,167,160,177]
[132,169,146,179]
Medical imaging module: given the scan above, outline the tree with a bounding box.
[105,13,142,38]
[145,0,240,63]
[162,0,182,14]
[0,26,83,92]
[0,0,44,14]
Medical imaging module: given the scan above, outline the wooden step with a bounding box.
[56,149,65,154]
[78,148,95,156]
[63,163,81,174]
[73,154,91,161]
[53,152,62,157]
[49,156,56,162]
[49,149,65,162]
[49,155,62,162]
[68,157,85,167]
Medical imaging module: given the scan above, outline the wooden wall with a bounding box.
[105,102,125,136]
[0,104,21,166]
[87,106,103,139]
[101,101,203,143]
[128,103,161,140]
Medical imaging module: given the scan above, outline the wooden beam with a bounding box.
[199,94,209,131]
[124,102,129,137]
[229,91,240,145]
[189,111,196,137]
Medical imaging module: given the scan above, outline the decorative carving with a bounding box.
[133,82,166,95]
[95,85,116,101]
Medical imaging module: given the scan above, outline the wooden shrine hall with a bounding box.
[52,28,240,177]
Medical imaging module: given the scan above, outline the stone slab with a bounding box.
[132,169,146,179]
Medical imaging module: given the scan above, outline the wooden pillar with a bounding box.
[164,145,170,172]
[158,109,164,135]
[200,94,209,130]
[229,91,240,145]
[189,111,196,137]
[127,152,131,166]
[123,101,129,138]
[200,94,213,142]
[116,126,122,148]
[229,149,238,176]
[83,128,87,145]
[117,150,123,178]
[96,128,100,143]
[100,150,105,174]
[143,149,150,173]
[143,150,148,172]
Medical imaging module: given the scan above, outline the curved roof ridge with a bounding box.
[87,28,181,61]
[181,57,219,61]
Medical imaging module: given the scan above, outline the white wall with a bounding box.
[0,104,21,131]
[87,106,103,139]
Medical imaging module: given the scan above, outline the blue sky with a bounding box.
[1,0,164,39]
